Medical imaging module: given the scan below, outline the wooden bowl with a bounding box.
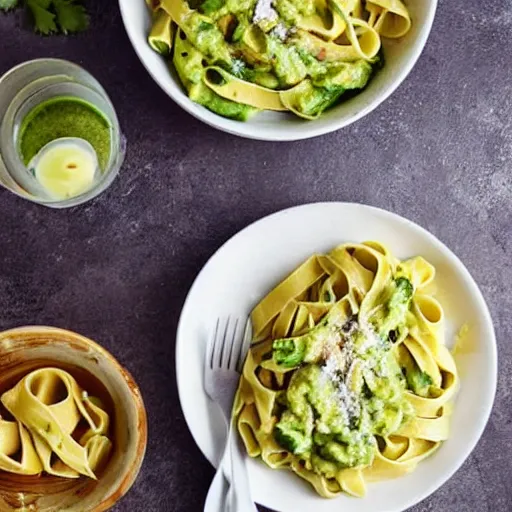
[0,326,147,511]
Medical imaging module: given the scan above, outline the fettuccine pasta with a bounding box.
[233,242,459,498]
[0,368,112,479]
[146,0,412,121]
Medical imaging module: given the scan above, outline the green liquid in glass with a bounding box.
[18,97,112,170]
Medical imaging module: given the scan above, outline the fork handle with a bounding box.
[204,420,257,512]
[204,460,229,512]
[204,419,234,512]
[226,423,258,512]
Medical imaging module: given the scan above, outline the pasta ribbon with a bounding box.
[366,0,412,38]
[328,0,382,61]
[298,0,353,40]
[203,67,287,111]
[293,30,369,63]
[252,255,325,340]
[279,80,322,120]
[158,0,191,25]
[1,368,112,479]
[0,420,42,475]
[148,9,174,56]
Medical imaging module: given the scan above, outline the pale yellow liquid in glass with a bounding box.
[31,139,97,200]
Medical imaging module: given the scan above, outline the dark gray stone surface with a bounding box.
[0,0,511,511]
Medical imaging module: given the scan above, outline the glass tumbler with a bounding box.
[0,59,126,208]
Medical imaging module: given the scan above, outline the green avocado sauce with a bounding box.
[18,97,112,170]
[271,277,417,475]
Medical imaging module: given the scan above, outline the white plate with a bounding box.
[119,1,437,141]
[176,203,497,512]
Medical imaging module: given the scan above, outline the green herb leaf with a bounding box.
[26,0,58,34]
[3,0,89,35]
[53,0,89,34]
[0,0,19,11]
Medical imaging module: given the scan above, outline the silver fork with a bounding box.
[203,317,258,512]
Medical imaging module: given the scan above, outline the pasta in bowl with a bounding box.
[147,0,411,121]
[0,326,147,511]
[234,242,459,498]
[120,0,437,139]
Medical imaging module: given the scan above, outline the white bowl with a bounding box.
[119,1,437,141]
[176,202,497,512]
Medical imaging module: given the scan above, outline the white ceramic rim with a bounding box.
[119,1,438,141]
[175,202,497,511]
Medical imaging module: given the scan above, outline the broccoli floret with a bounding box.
[389,277,414,309]
[272,338,307,368]
[274,411,312,454]
[272,306,346,368]
[406,368,433,397]
[376,277,414,339]
[272,320,331,368]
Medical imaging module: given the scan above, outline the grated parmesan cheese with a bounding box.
[231,58,245,76]
[322,337,361,422]
[320,317,385,424]
[272,23,288,40]
[253,0,278,24]
[359,318,383,353]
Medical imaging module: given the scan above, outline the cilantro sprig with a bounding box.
[0,0,89,35]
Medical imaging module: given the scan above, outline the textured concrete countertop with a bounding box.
[0,1,511,511]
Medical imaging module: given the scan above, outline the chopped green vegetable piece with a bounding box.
[389,277,414,309]
[374,277,414,339]
[274,410,312,454]
[406,368,433,397]
[273,338,307,368]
